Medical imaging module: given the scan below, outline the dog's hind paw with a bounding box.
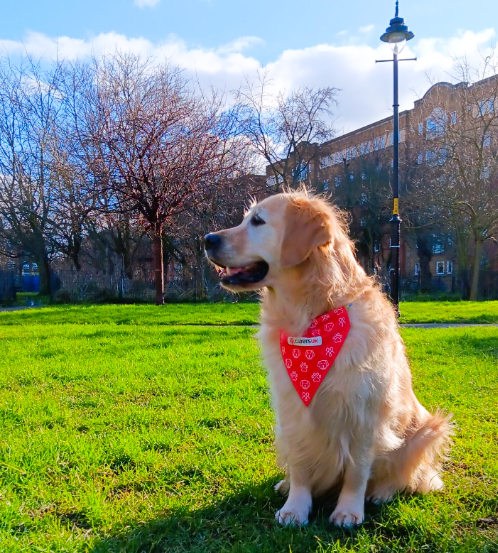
[274,479,290,496]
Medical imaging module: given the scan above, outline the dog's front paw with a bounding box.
[329,498,364,527]
[367,484,396,505]
[275,502,310,526]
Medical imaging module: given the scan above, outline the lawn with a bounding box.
[0,309,496,552]
[1,299,498,326]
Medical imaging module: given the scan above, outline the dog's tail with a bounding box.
[394,410,453,493]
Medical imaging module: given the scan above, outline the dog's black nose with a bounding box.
[204,233,221,251]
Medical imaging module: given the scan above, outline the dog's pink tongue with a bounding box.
[226,267,244,276]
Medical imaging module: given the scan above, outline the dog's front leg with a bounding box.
[275,466,312,526]
[330,436,373,527]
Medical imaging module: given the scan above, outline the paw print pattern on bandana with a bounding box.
[280,307,350,407]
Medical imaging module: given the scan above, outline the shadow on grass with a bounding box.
[87,479,494,553]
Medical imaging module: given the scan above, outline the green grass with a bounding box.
[400,301,498,324]
[0,307,496,552]
[1,300,498,327]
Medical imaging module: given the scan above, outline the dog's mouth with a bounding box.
[216,261,269,287]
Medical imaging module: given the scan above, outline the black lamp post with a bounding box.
[377,0,415,316]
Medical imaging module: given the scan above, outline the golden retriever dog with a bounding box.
[204,190,452,527]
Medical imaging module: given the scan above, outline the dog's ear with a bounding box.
[280,199,331,267]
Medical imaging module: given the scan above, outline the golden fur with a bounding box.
[205,190,452,527]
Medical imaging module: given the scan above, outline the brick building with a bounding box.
[266,74,498,294]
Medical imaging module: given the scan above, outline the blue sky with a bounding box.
[0,0,496,133]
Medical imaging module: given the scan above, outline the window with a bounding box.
[374,138,379,151]
[438,148,447,165]
[359,143,365,155]
[436,261,445,275]
[414,263,420,276]
[451,111,457,125]
[7,262,15,270]
[319,155,331,168]
[483,166,490,179]
[418,123,424,135]
[488,99,495,113]
[335,176,341,187]
[446,261,453,275]
[323,181,329,191]
[266,175,276,187]
[23,262,30,274]
[346,149,351,161]
[426,108,447,138]
[334,153,340,164]
[351,147,356,158]
[32,263,38,271]
[417,153,423,165]
[380,136,386,149]
[484,134,491,147]
[365,142,370,154]
[426,150,437,165]
[293,162,308,182]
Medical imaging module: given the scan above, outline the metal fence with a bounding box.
[3,267,498,303]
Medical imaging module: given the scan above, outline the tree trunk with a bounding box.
[416,235,432,292]
[38,254,53,301]
[153,224,164,306]
[469,239,482,301]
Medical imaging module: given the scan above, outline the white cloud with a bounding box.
[0,28,495,135]
[359,24,374,33]
[134,0,161,7]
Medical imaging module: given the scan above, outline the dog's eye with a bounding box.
[250,214,265,226]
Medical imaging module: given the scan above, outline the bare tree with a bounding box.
[89,53,249,304]
[409,55,498,299]
[0,56,63,297]
[235,72,338,190]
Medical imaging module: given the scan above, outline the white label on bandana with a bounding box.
[287,336,322,346]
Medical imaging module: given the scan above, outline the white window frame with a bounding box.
[436,261,445,275]
[414,263,420,276]
[446,261,453,275]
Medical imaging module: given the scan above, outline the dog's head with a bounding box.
[204,192,342,293]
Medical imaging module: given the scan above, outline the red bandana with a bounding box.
[279,307,350,406]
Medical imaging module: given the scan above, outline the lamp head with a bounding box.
[380,1,414,50]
